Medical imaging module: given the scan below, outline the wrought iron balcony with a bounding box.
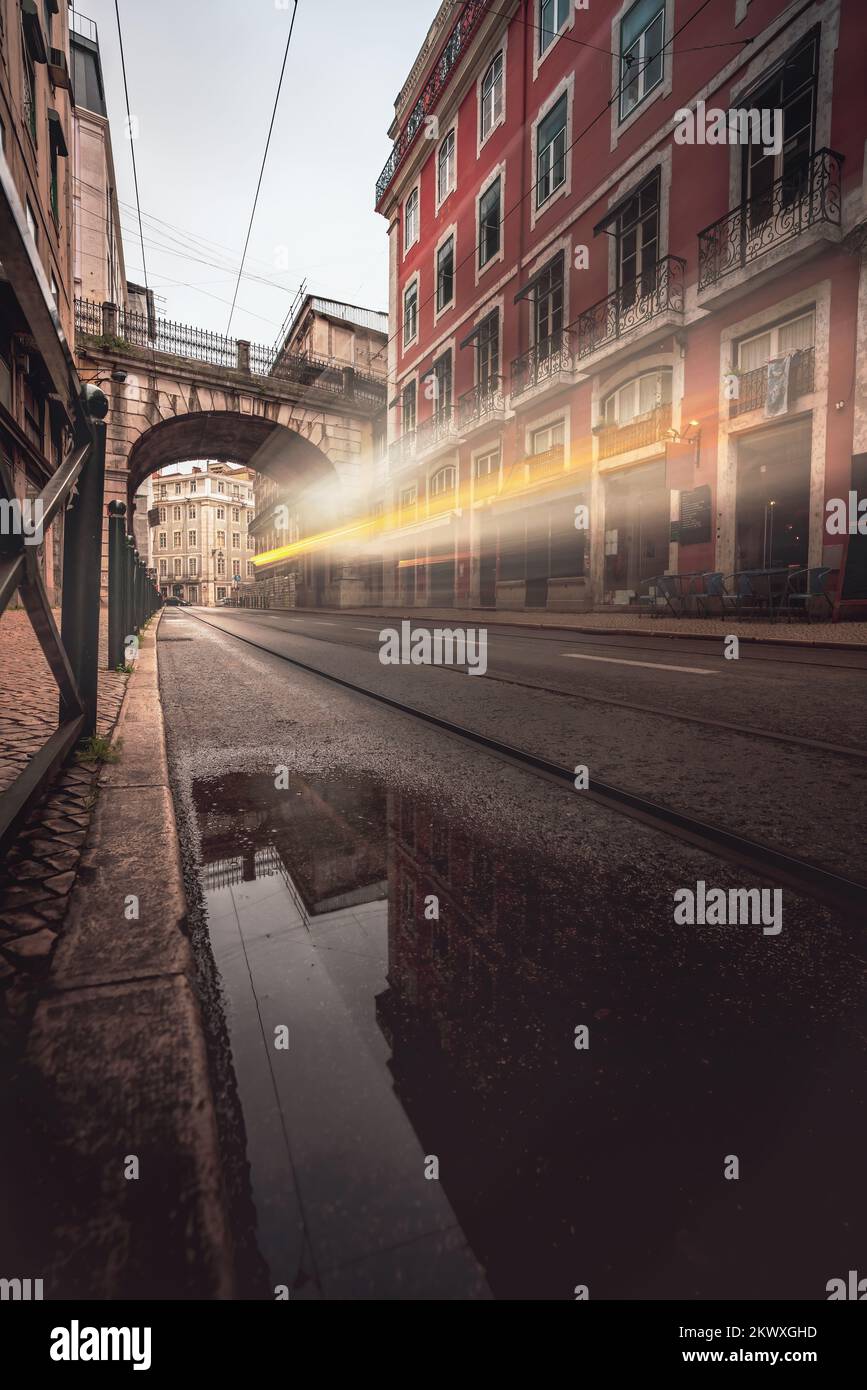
[416,406,457,455]
[458,375,505,431]
[375,0,491,207]
[597,403,672,460]
[389,431,416,467]
[698,149,843,292]
[730,346,815,418]
[575,256,686,362]
[511,330,573,400]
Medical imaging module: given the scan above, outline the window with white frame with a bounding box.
[480,52,504,140]
[531,420,565,454]
[400,484,417,509]
[189,557,198,576]
[477,311,499,386]
[539,0,570,55]
[478,177,501,267]
[188,530,196,547]
[619,0,665,121]
[536,94,567,207]
[159,559,167,576]
[436,236,455,312]
[175,483,182,495]
[602,369,672,425]
[431,350,453,417]
[232,507,240,523]
[217,530,226,546]
[402,380,417,434]
[173,505,181,520]
[159,533,167,549]
[158,507,166,523]
[188,505,196,519]
[232,560,241,577]
[404,279,418,344]
[173,558,182,576]
[217,556,226,575]
[216,507,225,520]
[247,561,255,577]
[430,464,456,497]
[173,530,181,547]
[217,482,225,494]
[736,312,815,372]
[232,532,240,549]
[437,129,456,204]
[473,448,500,480]
[404,186,419,250]
[189,480,196,493]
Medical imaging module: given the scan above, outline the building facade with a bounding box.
[150,462,256,605]
[250,294,388,608]
[0,0,76,605]
[70,11,127,310]
[371,0,867,612]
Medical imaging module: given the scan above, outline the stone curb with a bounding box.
[26,611,235,1299]
[280,605,867,652]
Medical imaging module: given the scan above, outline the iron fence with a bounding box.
[575,256,686,361]
[106,503,161,669]
[511,330,572,399]
[75,299,387,406]
[458,375,504,429]
[730,347,815,417]
[698,149,844,291]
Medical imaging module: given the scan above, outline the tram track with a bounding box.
[180,609,867,918]
[195,608,867,762]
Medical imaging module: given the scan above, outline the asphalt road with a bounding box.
[156,606,865,1300]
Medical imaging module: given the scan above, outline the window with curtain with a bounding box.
[737,312,815,371]
[603,369,672,425]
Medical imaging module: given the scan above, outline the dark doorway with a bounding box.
[735,418,811,571]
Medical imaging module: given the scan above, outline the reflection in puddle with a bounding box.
[193,770,857,1300]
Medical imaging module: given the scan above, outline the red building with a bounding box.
[373,0,867,612]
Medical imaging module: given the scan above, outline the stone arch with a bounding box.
[125,410,341,525]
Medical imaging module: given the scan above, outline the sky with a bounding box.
[76,0,436,348]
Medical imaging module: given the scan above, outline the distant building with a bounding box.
[150,462,256,605]
[251,295,388,607]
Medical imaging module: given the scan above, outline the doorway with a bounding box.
[602,459,669,602]
[734,418,811,571]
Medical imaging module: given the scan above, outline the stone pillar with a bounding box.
[101,301,118,337]
[236,340,251,373]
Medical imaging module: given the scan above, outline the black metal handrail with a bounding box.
[0,423,103,855]
[698,148,844,291]
[511,330,572,398]
[730,346,815,417]
[416,405,456,452]
[74,299,387,405]
[575,256,686,361]
[458,375,504,428]
[375,0,491,207]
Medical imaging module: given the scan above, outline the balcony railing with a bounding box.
[730,346,815,417]
[697,148,844,292]
[472,470,500,499]
[458,375,505,430]
[597,403,672,460]
[389,431,416,467]
[416,406,456,454]
[511,330,573,400]
[375,0,491,207]
[526,445,565,481]
[575,256,686,361]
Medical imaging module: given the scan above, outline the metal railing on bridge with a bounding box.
[75,299,387,408]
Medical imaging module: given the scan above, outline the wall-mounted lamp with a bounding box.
[665,419,701,444]
[82,369,127,385]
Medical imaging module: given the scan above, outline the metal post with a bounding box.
[60,420,105,738]
[107,501,126,668]
[124,534,135,654]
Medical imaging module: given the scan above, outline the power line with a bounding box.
[226,0,300,335]
[113,0,149,298]
[380,0,730,391]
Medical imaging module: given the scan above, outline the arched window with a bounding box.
[430,465,456,497]
[602,368,672,426]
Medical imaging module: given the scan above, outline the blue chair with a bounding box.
[785,566,834,620]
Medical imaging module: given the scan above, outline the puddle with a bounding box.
[193,769,861,1300]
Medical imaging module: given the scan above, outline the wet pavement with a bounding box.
[157,609,865,1300]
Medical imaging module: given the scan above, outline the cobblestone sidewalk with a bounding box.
[0,606,128,1043]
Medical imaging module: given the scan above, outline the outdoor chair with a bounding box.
[783,566,834,621]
